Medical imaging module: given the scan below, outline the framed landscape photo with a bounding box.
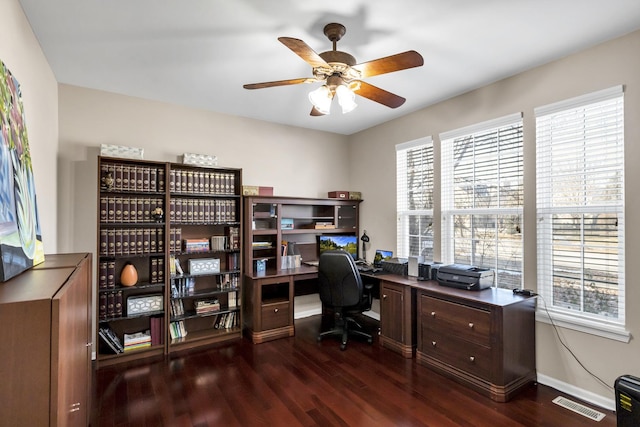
[0,60,45,281]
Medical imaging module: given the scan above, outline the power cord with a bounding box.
[529,291,613,392]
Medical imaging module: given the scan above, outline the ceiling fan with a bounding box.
[243,23,424,116]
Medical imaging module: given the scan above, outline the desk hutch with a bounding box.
[243,196,361,343]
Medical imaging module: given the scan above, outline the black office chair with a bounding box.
[317,250,373,350]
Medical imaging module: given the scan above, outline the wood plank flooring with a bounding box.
[92,315,617,426]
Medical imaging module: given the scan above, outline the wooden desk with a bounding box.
[243,265,318,343]
[373,273,536,402]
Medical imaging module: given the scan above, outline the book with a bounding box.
[99,326,124,353]
[99,329,121,354]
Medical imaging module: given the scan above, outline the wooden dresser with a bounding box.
[0,253,92,426]
[414,282,536,402]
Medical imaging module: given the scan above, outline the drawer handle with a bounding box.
[431,311,436,317]
[468,322,474,329]
[274,308,279,313]
[431,341,437,347]
[469,356,475,363]
[382,294,387,300]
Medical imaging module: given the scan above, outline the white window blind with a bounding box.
[396,137,434,259]
[536,86,625,332]
[440,113,523,289]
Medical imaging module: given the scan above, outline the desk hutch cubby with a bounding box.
[96,156,242,366]
[242,196,361,343]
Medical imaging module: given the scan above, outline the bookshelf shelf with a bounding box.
[96,156,243,367]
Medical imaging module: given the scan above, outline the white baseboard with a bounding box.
[536,373,615,411]
[294,294,322,319]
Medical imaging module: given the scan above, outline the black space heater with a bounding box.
[615,375,640,426]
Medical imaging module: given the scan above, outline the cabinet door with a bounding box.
[52,259,91,427]
[336,204,358,230]
[380,282,404,343]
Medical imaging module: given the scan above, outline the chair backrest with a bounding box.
[318,250,363,309]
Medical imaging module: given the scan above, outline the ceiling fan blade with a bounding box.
[352,50,424,78]
[243,77,315,90]
[353,81,406,109]
[310,106,326,116]
[278,37,331,69]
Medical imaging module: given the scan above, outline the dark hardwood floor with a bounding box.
[92,315,616,426]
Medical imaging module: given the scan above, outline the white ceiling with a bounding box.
[18,0,640,135]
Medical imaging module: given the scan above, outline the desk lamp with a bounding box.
[360,230,370,261]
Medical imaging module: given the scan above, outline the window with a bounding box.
[396,137,434,259]
[440,114,523,289]
[536,86,626,340]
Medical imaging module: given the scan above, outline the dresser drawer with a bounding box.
[420,295,491,346]
[261,301,290,330]
[421,329,492,380]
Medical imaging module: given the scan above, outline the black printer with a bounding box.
[436,264,494,290]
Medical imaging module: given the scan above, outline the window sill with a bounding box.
[535,309,631,343]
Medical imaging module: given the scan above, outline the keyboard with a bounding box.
[357,265,382,274]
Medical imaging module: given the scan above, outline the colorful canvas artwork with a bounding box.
[0,60,44,281]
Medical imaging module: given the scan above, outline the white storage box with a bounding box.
[189,258,220,275]
[127,294,163,316]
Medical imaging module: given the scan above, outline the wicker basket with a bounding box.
[381,259,408,276]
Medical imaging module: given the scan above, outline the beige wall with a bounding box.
[1,0,59,250]
[57,85,349,253]
[350,30,640,409]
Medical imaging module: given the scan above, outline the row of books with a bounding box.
[215,312,238,330]
[123,330,151,352]
[98,257,164,290]
[169,227,240,254]
[169,169,236,195]
[170,291,239,318]
[101,163,165,193]
[98,290,123,320]
[171,276,195,297]
[183,238,210,253]
[99,196,164,224]
[99,326,124,354]
[169,321,187,339]
[168,198,237,224]
[99,227,165,256]
[228,290,239,308]
[170,299,186,317]
[167,312,238,341]
[219,273,240,290]
[194,298,220,314]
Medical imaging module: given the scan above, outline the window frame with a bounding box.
[396,137,434,259]
[440,113,524,289]
[535,85,629,342]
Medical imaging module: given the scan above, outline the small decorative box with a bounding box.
[328,191,349,199]
[127,294,163,316]
[189,258,220,275]
[242,185,274,196]
[182,152,218,167]
[100,144,144,160]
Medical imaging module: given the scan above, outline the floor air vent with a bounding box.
[552,396,606,422]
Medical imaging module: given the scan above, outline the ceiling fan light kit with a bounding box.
[243,23,424,116]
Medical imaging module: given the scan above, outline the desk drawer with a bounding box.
[421,329,492,380]
[261,301,290,330]
[420,295,491,346]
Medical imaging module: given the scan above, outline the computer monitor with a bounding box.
[373,249,393,267]
[318,234,358,260]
